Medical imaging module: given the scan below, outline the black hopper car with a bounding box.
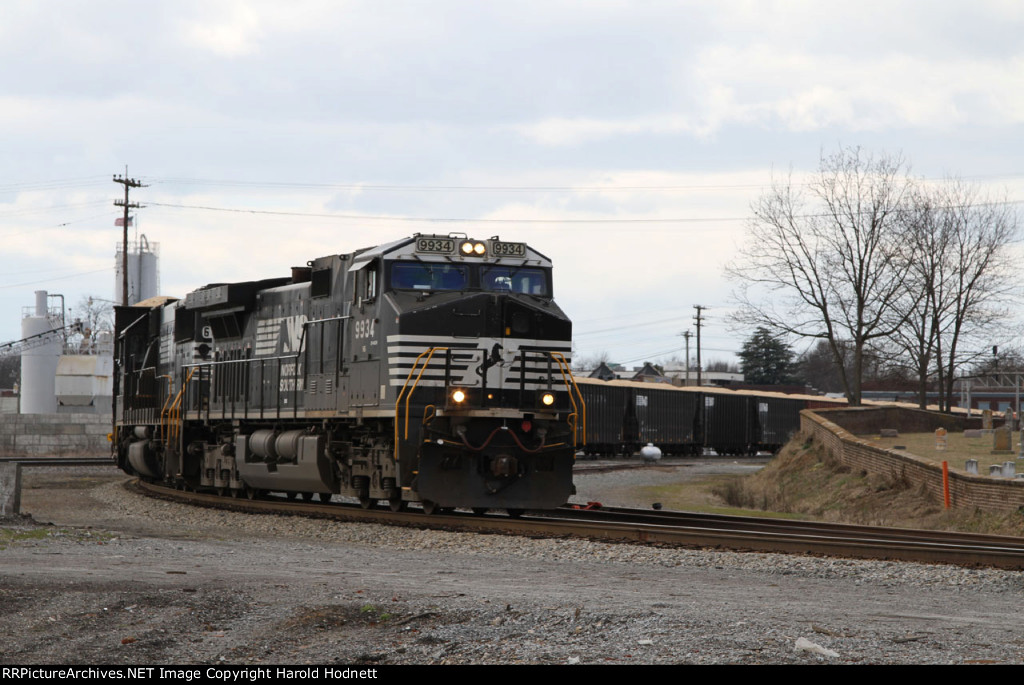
[113,234,584,515]
[574,377,841,457]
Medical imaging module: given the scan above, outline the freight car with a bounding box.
[113,234,584,515]
[574,378,830,457]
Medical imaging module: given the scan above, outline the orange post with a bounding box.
[942,460,951,509]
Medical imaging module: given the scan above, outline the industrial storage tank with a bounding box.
[20,290,62,414]
[55,329,114,413]
[114,235,160,306]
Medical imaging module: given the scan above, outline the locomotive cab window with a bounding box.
[481,267,549,296]
[390,262,469,291]
[352,261,378,303]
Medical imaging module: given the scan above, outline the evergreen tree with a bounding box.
[739,327,797,385]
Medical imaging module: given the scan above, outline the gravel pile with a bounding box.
[2,465,1024,664]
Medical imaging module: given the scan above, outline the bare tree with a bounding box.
[571,350,612,373]
[797,339,849,394]
[67,295,115,353]
[705,358,741,374]
[881,186,944,408]
[856,179,1019,410]
[728,147,918,405]
[928,181,1019,411]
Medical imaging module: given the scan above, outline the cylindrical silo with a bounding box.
[20,290,61,414]
[114,235,160,305]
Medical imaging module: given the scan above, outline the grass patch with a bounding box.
[0,528,52,545]
[868,432,1021,473]
[0,526,114,550]
[635,480,805,520]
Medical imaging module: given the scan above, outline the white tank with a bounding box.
[114,235,160,305]
[640,442,662,462]
[20,290,61,414]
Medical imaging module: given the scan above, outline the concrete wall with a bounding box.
[0,463,20,515]
[801,407,1024,513]
[0,412,112,456]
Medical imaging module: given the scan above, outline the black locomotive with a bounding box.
[113,234,583,515]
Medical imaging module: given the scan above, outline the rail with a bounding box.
[135,480,1024,571]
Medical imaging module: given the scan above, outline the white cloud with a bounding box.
[515,44,1024,146]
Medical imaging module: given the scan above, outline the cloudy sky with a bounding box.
[2,1,1023,368]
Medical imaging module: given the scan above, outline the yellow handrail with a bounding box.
[167,367,197,446]
[422,404,437,427]
[157,374,173,440]
[549,351,586,447]
[393,347,448,458]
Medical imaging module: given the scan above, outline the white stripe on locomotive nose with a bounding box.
[384,333,571,387]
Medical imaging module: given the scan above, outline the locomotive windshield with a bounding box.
[388,261,551,296]
[390,262,469,290]
[481,266,548,296]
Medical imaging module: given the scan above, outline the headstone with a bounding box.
[990,465,1003,476]
[964,429,983,439]
[935,427,947,451]
[1004,461,1017,477]
[0,463,21,516]
[992,426,1013,454]
[879,429,899,438]
[965,459,978,474]
[982,409,993,429]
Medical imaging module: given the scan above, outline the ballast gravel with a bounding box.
[2,464,1024,665]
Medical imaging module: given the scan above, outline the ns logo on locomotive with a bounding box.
[113,234,584,515]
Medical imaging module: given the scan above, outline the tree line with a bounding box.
[729,146,1020,409]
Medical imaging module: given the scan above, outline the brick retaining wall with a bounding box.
[801,408,1024,513]
[815,406,985,435]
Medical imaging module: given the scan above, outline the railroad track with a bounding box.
[135,480,1024,571]
[0,457,115,467]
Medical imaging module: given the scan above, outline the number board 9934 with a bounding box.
[490,240,527,257]
[415,237,456,254]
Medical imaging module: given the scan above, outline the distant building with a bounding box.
[583,361,745,388]
[662,362,743,387]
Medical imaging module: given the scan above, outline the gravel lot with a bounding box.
[2,462,1024,665]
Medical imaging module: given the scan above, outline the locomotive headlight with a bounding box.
[451,389,467,404]
[460,241,487,256]
[541,392,555,406]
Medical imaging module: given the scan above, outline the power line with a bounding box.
[0,176,109,194]
[145,197,1024,227]
[0,200,109,218]
[0,267,111,290]
[146,201,745,224]
[149,172,1024,193]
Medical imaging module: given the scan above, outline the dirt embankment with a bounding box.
[713,433,1024,537]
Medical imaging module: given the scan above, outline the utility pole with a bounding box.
[681,330,692,386]
[693,305,707,386]
[113,169,146,306]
